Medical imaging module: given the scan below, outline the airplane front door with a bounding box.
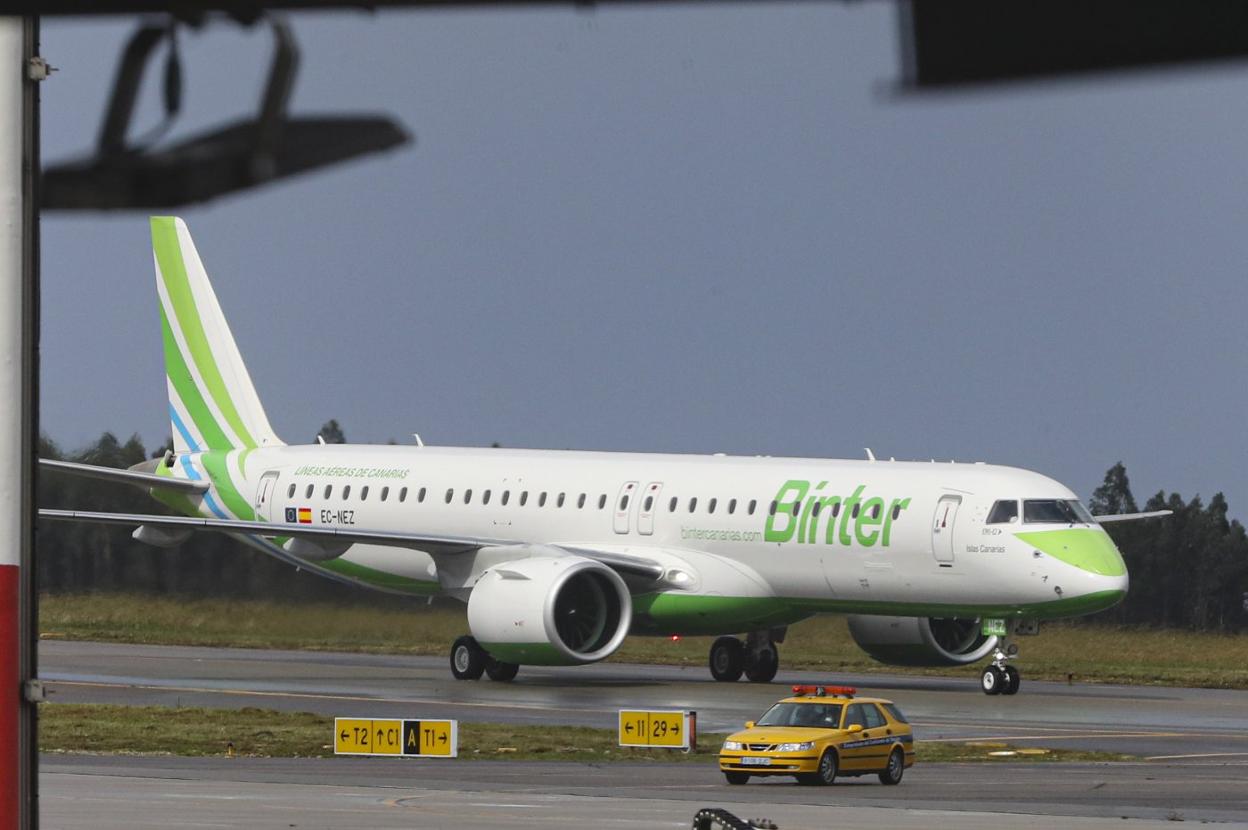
[931,495,961,563]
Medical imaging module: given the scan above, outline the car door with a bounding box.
[838,703,872,770]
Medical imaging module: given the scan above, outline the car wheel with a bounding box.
[450,635,486,680]
[709,636,745,682]
[878,748,904,785]
[724,771,749,785]
[485,659,519,682]
[810,748,837,785]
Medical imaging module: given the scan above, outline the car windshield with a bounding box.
[1023,499,1095,524]
[755,702,844,728]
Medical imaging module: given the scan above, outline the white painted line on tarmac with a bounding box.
[48,679,618,715]
[1144,752,1248,760]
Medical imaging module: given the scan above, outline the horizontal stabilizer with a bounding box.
[1092,510,1174,523]
[39,458,208,495]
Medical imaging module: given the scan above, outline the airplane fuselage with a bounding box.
[156,443,1128,636]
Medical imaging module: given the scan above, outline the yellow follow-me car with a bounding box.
[719,685,915,786]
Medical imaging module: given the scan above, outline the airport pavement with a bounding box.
[41,754,1248,827]
[40,640,1248,757]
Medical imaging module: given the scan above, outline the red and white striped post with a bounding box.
[0,17,37,830]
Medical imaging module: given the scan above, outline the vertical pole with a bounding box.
[0,15,35,830]
[19,17,38,830]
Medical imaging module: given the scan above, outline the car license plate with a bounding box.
[741,757,772,766]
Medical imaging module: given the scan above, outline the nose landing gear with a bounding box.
[980,620,1037,695]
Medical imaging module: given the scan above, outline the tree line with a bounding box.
[35,431,1248,630]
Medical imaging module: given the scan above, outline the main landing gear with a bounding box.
[450,635,520,682]
[709,629,783,683]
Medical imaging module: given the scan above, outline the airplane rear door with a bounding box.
[931,495,960,563]
[255,470,281,522]
[613,481,638,534]
[638,482,663,536]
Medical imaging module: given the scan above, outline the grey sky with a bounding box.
[37,6,1248,518]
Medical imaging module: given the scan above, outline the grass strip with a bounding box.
[39,593,1248,690]
[40,703,1136,764]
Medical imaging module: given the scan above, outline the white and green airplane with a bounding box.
[41,218,1169,695]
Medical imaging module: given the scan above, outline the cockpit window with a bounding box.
[1023,499,1095,524]
[986,499,1019,524]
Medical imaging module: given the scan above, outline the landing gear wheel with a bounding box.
[1002,665,1020,695]
[709,636,745,682]
[981,665,1004,695]
[723,771,749,785]
[485,659,519,682]
[743,644,779,683]
[450,635,487,680]
[879,748,905,785]
[800,749,838,786]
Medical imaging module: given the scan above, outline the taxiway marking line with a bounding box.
[47,680,615,714]
[1144,752,1248,760]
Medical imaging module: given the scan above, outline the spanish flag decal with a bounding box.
[297,507,313,524]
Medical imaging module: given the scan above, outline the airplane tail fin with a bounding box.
[151,217,284,453]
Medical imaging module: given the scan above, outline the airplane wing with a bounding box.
[37,509,665,580]
[1092,510,1173,523]
[40,458,208,495]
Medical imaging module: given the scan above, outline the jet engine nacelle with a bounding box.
[847,614,999,666]
[467,555,632,666]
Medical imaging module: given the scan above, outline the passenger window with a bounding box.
[882,703,909,724]
[871,504,880,519]
[324,485,333,499]
[417,487,425,503]
[482,490,491,505]
[360,486,369,501]
[643,495,653,512]
[501,491,510,506]
[891,503,901,520]
[832,502,841,517]
[620,494,629,510]
[792,501,800,517]
[688,497,698,513]
[708,498,717,514]
[987,499,1019,524]
[598,494,606,509]
[769,500,777,516]
[863,704,886,729]
[399,487,408,503]
[539,492,547,507]
[287,484,296,498]
[812,501,821,517]
[669,497,678,512]
[557,492,565,507]
[445,488,453,504]
[578,493,586,508]
[305,484,314,498]
[380,486,389,502]
[748,499,757,515]
[520,491,528,506]
[728,498,736,514]
[464,489,473,504]
[851,504,859,518]
[343,485,351,500]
